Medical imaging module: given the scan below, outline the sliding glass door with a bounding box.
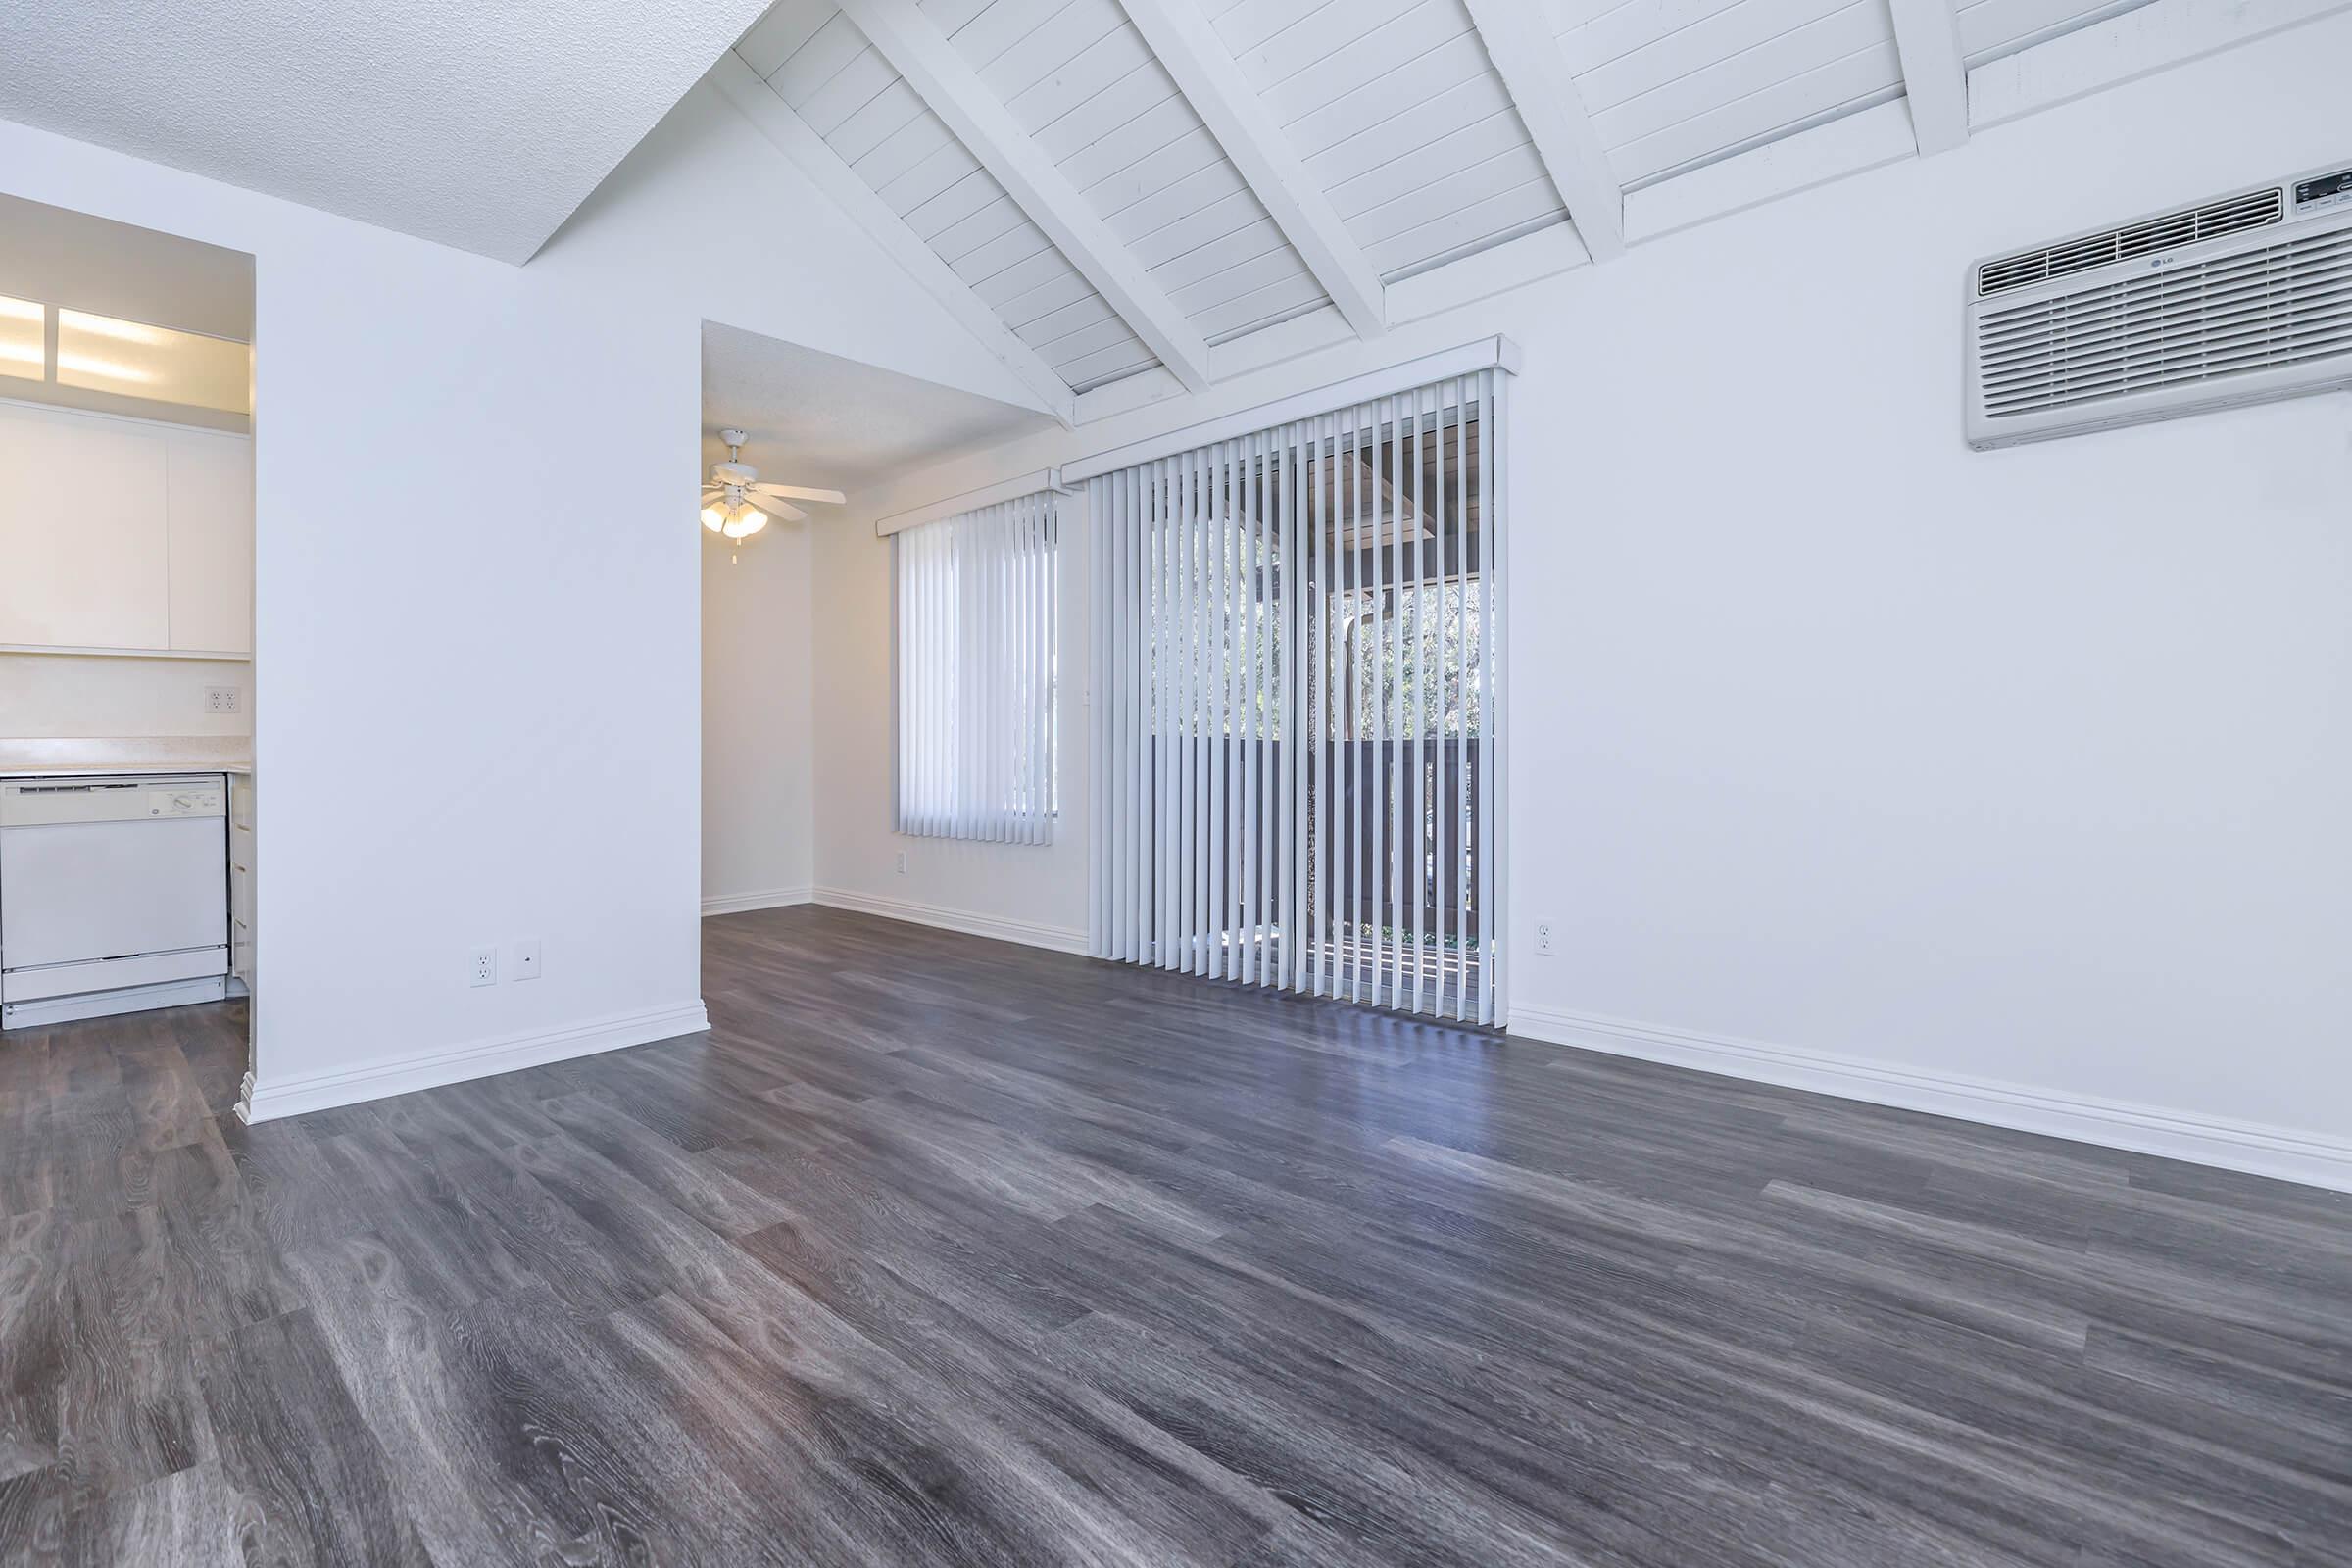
[1088,367,1506,1024]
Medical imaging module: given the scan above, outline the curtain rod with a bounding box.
[873,467,1074,538]
[1061,335,1520,485]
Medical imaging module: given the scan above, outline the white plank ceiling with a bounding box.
[1211,0,1570,281]
[1954,0,2155,66]
[719,0,2289,414]
[744,0,1153,390]
[1550,0,1909,188]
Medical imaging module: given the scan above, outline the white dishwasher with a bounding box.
[0,775,229,1029]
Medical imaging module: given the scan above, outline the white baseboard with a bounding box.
[1508,1004,2352,1195]
[811,885,1088,956]
[237,1000,710,1124]
[1,974,227,1031]
[701,885,813,916]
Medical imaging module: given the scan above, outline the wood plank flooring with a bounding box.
[2,904,2347,1565]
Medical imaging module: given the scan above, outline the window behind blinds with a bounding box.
[894,491,1057,844]
[1088,368,1506,1023]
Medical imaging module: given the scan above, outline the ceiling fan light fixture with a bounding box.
[700,428,842,561]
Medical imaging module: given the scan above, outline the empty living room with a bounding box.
[1,0,2345,1563]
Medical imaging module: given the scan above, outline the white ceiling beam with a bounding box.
[1457,0,1625,262]
[837,0,1215,394]
[1113,0,1387,339]
[710,54,1077,428]
[1887,0,1969,155]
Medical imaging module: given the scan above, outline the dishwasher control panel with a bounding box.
[2,775,229,827]
[150,788,224,818]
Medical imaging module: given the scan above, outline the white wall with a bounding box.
[1496,70,2352,1172]
[0,75,1052,1115]
[702,518,813,911]
[808,17,2352,1179]
[0,654,250,738]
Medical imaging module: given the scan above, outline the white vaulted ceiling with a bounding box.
[1551,0,1911,189]
[711,0,2340,423]
[1217,0,1569,282]
[740,0,1338,392]
[2,0,2326,419]
[1952,0,2154,64]
[0,0,779,264]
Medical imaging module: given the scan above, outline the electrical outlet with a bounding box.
[513,940,542,981]
[896,850,907,875]
[1535,921,1556,956]
[469,946,498,987]
[204,686,241,714]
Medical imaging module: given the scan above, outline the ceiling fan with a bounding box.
[701,428,845,555]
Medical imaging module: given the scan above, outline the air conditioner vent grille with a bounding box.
[1977,188,2285,296]
[1976,226,2352,419]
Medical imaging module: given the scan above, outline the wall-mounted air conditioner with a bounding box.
[1966,162,2352,449]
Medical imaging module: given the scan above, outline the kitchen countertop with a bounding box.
[0,738,251,779]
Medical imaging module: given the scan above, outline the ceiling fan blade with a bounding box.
[742,491,808,522]
[750,483,847,505]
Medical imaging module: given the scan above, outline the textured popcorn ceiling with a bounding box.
[0,0,774,264]
[702,321,1054,497]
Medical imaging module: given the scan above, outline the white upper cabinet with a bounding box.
[0,402,172,649]
[165,427,254,654]
[0,400,250,655]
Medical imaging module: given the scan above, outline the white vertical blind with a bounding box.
[894,491,1057,844]
[1089,368,1504,1023]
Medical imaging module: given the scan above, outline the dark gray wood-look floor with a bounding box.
[3,906,2347,1565]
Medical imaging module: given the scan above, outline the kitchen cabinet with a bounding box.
[165,427,253,654]
[0,400,252,656]
[0,402,171,649]
[229,772,255,992]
